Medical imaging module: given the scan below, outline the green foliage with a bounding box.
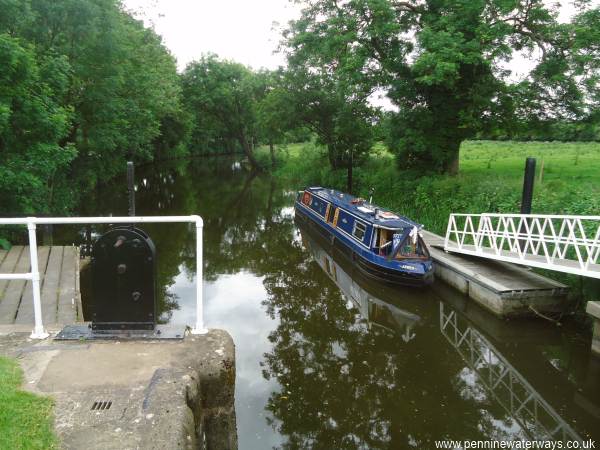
[0,356,57,449]
[181,55,265,167]
[0,237,11,250]
[281,18,377,174]
[0,32,74,215]
[284,0,600,174]
[0,0,187,221]
[268,139,600,234]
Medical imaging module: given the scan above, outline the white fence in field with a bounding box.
[444,214,600,279]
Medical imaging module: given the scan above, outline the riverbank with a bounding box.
[0,329,237,450]
[259,140,600,312]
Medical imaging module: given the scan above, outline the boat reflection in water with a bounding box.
[297,219,590,446]
[299,220,421,343]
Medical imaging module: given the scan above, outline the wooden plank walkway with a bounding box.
[422,231,569,317]
[0,246,82,326]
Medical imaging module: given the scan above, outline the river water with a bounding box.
[56,157,599,449]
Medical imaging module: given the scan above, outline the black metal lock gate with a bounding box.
[91,226,157,330]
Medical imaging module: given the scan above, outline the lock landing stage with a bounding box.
[0,245,81,327]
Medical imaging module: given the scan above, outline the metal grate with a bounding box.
[91,400,112,411]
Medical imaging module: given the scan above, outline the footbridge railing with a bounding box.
[444,214,600,279]
[0,216,207,339]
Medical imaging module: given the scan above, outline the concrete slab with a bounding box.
[0,328,237,450]
[586,301,600,357]
[423,231,569,317]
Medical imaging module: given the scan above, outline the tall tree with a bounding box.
[256,70,291,167]
[0,0,187,220]
[181,55,265,169]
[284,0,600,174]
[279,63,376,192]
[0,33,74,215]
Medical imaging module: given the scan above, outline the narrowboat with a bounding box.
[294,187,434,286]
[299,221,421,341]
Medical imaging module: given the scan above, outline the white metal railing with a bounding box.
[0,216,207,339]
[444,213,600,279]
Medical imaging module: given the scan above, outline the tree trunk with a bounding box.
[327,141,348,170]
[269,141,275,168]
[238,131,261,171]
[443,141,461,175]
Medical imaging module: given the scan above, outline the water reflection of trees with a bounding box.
[61,156,596,446]
[259,235,505,449]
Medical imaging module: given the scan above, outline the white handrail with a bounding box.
[0,216,207,339]
[444,213,600,279]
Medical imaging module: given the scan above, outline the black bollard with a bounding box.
[127,161,135,217]
[520,157,536,214]
[519,157,536,252]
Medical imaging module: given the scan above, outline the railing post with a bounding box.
[191,216,208,335]
[444,214,454,249]
[27,220,49,339]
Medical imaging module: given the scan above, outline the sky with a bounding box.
[122,0,596,110]
[123,0,594,73]
[123,0,301,71]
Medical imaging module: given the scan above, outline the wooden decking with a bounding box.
[0,246,82,326]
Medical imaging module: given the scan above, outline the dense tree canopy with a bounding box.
[0,32,74,214]
[2,0,599,226]
[0,0,186,218]
[181,55,268,168]
[283,0,600,174]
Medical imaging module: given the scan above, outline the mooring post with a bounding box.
[521,157,536,214]
[519,157,536,252]
[127,161,135,217]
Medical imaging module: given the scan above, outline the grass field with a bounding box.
[263,140,600,233]
[260,140,600,309]
[460,141,600,185]
[0,356,57,450]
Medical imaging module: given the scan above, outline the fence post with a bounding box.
[191,216,208,335]
[28,220,49,339]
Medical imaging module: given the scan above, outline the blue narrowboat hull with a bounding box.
[294,199,434,287]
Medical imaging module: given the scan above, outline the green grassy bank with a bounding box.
[0,356,57,449]
[260,140,600,311]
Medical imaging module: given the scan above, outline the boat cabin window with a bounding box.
[398,237,429,259]
[374,228,429,259]
[301,191,311,206]
[353,221,367,241]
[326,205,334,223]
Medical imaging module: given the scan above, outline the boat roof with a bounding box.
[306,186,421,230]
